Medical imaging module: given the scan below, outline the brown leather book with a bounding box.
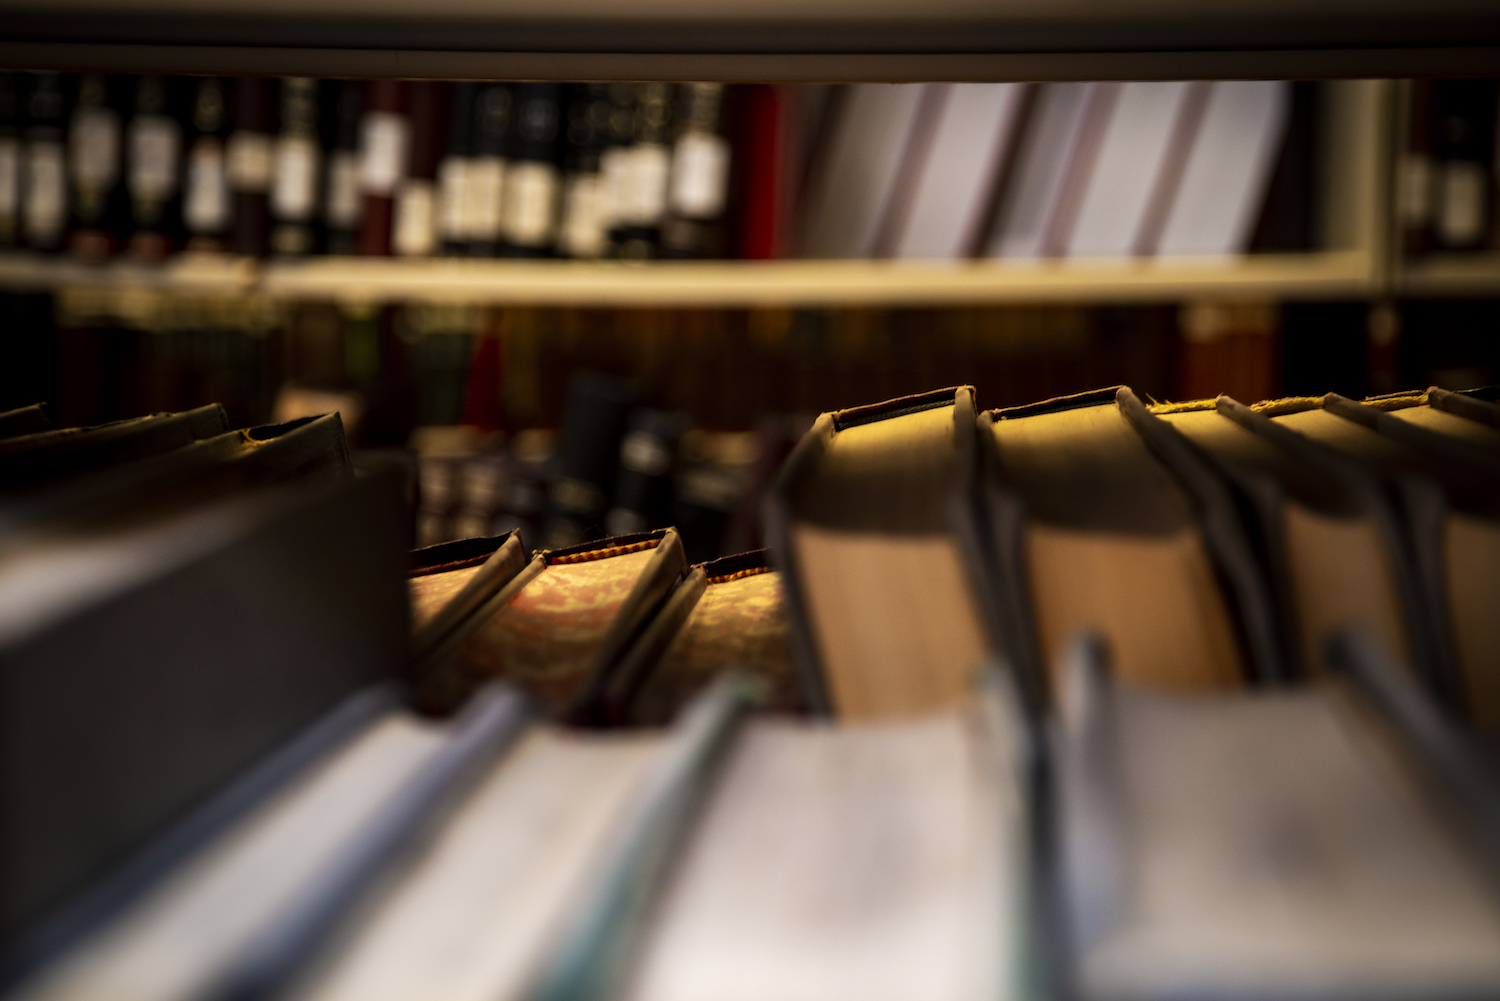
[1364,386,1500,456]
[0,403,49,440]
[605,548,798,725]
[424,528,687,718]
[1152,396,1431,685]
[980,386,1281,692]
[0,404,229,490]
[1267,393,1500,725]
[406,532,528,663]
[765,387,1011,721]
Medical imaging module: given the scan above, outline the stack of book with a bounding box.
[2,377,1499,1001]
[0,72,1325,263]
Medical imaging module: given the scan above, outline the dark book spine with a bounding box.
[467,84,512,257]
[357,80,409,257]
[124,75,187,261]
[544,371,635,548]
[557,83,611,259]
[1432,79,1497,251]
[392,81,447,258]
[1398,80,1437,257]
[322,80,363,255]
[734,84,784,260]
[66,73,129,260]
[21,72,68,252]
[227,76,274,257]
[606,408,687,535]
[436,81,475,255]
[596,84,637,257]
[0,73,20,248]
[270,76,321,257]
[183,77,231,252]
[660,83,730,259]
[500,82,562,258]
[609,83,674,260]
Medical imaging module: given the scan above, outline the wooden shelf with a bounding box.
[1395,254,1500,296]
[0,252,1379,309]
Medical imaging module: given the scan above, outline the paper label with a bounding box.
[500,161,559,246]
[23,141,66,244]
[669,131,729,219]
[227,130,274,192]
[326,150,362,229]
[128,114,180,205]
[466,156,505,241]
[272,134,320,220]
[437,156,471,240]
[0,138,19,219]
[69,106,120,189]
[184,139,229,233]
[359,112,409,195]
[1438,160,1486,246]
[393,178,437,256]
[560,172,605,258]
[619,142,670,225]
[598,146,629,230]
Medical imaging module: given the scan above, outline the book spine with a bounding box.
[392,81,447,258]
[500,82,563,258]
[609,83,674,260]
[66,73,128,260]
[182,77,231,252]
[1397,80,1437,257]
[606,408,687,535]
[1431,79,1497,251]
[270,77,321,257]
[322,80,362,255]
[436,81,475,255]
[558,84,611,259]
[467,84,512,257]
[0,73,23,249]
[124,75,186,261]
[228,76,274,258]
[660,83,731,259]
[733,84,782,260]
[357,80,409,257]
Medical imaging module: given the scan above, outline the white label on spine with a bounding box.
[1438,160,1486,246]
[0,139,19,220]
[466,155,505,241]
[436,156,471,241]
[598,146,628,230]
[393,178,437,256]
[326,150,362,229]
[69,107,120,189]
[669,131,729,219]
[23,141,65,243]
[560,172,605,258]
[227,131,274,193]
[500,161,559,246]
[1396,153,1433,227]
[619,142,669,225]
[359,112,409,196]
[128,115,180,203]
[272,135,320,221]
[184,139,229,233]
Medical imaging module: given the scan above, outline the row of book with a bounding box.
[0,71,1318,264]
[2,376,1499,999]
[1397,78,1500,255]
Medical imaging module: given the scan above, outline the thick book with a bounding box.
[356,80,409,257]
[227,76,274,258]
[0,470,410,965]
[392,80,447,258]
[1056,634,1500,1001]
[980,387,1282,691]
[321,80,362,255]
[1372,386,1500,454]
[0,403,49,439]
[0,73,18,249]
[0,403,228,491]
[123,74,188,261]
[557,83,610,259]
[1268,393,1500,724]
[499,82,562,258]
[269,76,321,257]
[428,528,688,720]
[407,531,529,663]
[765,387,1013,720]
[660,82,731,260]
[65,73,129,260]
[21,72,67,252]
[606,548,797,725]
[466,83,512,257]
[1152,396,1433,685]
[181,77,230,253]
[544,371,636,548]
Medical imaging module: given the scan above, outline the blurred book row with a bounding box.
[1,372,1499,1000]
[1398,79,1500,256]
[0,72,1376,264]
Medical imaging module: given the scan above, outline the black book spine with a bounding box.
[392,81,446,258]
[558,83,611,259]
[270,76,321,257]
[1432,79,1497,251]
[66,73,130,260]
[1398,80,1437,257]
[436,81,474,256]
[182,77,231,252]
[467,84,512,257]
[606,408,687,535]
[124,75,187,261]
[228,76,274,257]
[0,73,19,249]
[544,371,636,548]
[609,83,674,260]
[660,82,731,259]
[22,72,69,253]
[322,79,362,256]
[596,84,637,258]
[500,82,563,258]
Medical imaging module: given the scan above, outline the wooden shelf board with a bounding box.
[1395,254,1500,296]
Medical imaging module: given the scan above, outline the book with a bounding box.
[608,83,674,260]
[391,81,446,258]
[500,83,563,258]
[881,82,1026,260]
[557,83,611,259]
[181,77,230,253]
[798,83,925,259]
[20,72,67,252]
[544,370,636,547]
[436,81,475,256]
[605,408,689,537]
[467,84,512,258]
[0,404,229,491]
[1056,633,1500,1001]
[66,73,129,260]
[1431,79,1496,251]
[622,668,1033,1001]
[0,73,18,249]
[606,548,797,724]
[407,531,528,662]
[321,80,362,256]
[357,80,409,257]
[1397,80,1438,256]
[1268,394,1500,724]
[0,402,49,439]
[270,77,321,257]
[0,470,410,963]
[1155,81,1289,256]
[661,82,731,259]
[1374,386,1500,454]
[765,387,1006,719]
[980,387,1283,691]
[123,75,186,261]
[440,528,688,719]
[1153,396,1431,683]
[227,76,274,258]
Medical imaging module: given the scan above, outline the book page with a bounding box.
[408,564,482,632]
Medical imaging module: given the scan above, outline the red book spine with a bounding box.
[736,85,783,260]
[357,80,409,257]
